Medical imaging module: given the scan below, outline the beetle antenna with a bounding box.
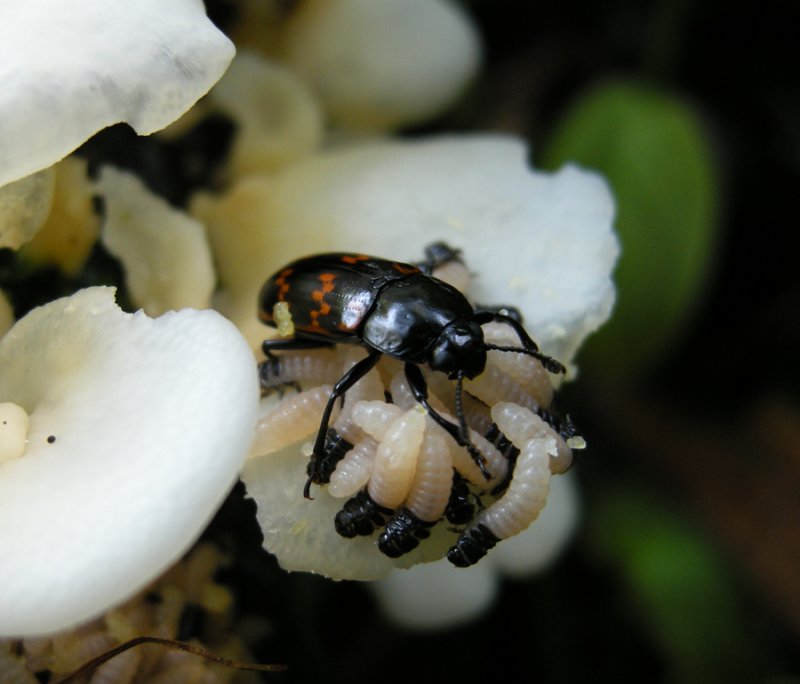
[455,371,491,481]
[483,342,566,375]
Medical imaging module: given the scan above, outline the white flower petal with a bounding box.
[281,0,481,131]
[196,135,618,363]
[19,157,99,275]
[97,166,215,315]
[0,287,258,637]
[0,0,235,187]
[370,560,498,630]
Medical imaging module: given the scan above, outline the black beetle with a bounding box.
[258,243,565,497]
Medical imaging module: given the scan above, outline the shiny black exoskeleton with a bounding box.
[258,244,566,497]
[378,508,437,558]
[447,523,500,567]
[334,490,392,538]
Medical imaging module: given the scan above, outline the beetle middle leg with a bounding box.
[305,349,382,498]
[259,337,338,395]
[416,242,464,275]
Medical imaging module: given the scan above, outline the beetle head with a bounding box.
[429,320,486,379]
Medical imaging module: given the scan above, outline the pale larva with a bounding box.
[367,406,427,510]
[251,385,333,454]
[482,322,554,406]
[351,400,403,440]
[447,425,553,567]
[327,437,378,498]
[492,401,574,474]
[378,430,453,558]
[258,349,342,391]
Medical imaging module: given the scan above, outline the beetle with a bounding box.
[258,244,566,498]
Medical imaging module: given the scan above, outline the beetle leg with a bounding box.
[472,304,523,323]
[259,338,336,395]
[404,363,491,480]
[305,349,382,498]
[474,311,566,375]
[416,242,464,275]
[261,337,335,358]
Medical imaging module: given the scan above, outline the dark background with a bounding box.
[4,1,798,681]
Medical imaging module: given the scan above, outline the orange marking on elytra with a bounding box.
[309,273,336,327]
[341,254,370,264]
[392,262,418,275]
[274,268,294,301]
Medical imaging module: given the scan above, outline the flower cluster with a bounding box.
[0,0,618,639]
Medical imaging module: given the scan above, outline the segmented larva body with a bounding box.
[259,350,342,390]
[492,401,573,474]
[460,391,493,438]
[367,406,427,510]
[327,436,378,498]
[464,363,543,415]
[447,420,554,567]
[482,322,555,406]
[252,385,334,454]
[388,371,449,413]
[403,430,453,522]
[386,371,508,486]
[432,413,508,488]
[351,400,403,440]
[476,434,551,539]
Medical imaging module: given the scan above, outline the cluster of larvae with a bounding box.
[252,319,582,568]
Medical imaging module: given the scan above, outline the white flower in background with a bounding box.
[208,50,325,178]
[0,0,234,188]
[0,169,55,250]
[279,0,481,131]
[0,287,258,637]
[229,135,617,585]
[96,165,216,316]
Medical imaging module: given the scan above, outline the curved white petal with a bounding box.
[0,287,258,637]
[0,0,235,187]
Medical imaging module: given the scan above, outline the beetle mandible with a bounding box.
[258,244,565,497]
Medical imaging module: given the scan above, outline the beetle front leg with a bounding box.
[404,363,491,480]
[304,349,382,498]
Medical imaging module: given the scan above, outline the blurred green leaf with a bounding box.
[542,81,718,381]
[587,488,756,681]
